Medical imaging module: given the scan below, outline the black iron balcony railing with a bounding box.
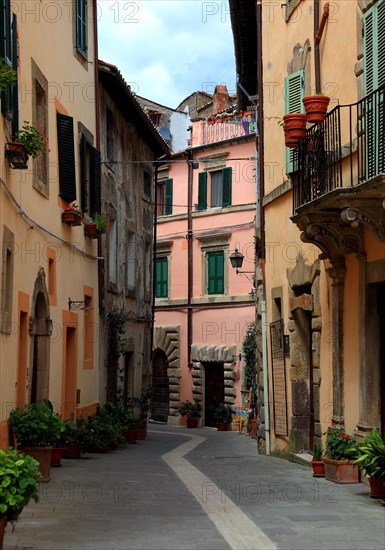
[293,84,385,211]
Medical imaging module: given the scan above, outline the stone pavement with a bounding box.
[3,425,385,550]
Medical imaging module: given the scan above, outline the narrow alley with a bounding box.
[3,426,384,550]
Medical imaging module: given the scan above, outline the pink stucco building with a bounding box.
[152,95,257,426]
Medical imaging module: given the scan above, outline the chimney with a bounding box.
[213,85,230,115]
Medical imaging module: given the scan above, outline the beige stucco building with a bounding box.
[0,0,101,447]
[231,0,385,455]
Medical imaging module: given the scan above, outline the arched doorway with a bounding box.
[151,349,169,422]
[29,268,51,404]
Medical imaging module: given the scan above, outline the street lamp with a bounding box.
[229,248,254,275]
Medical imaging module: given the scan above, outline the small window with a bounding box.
[207,251,224,295]
[198,167,232,209]
[211,171,222,207]
[0,226,14,333]
[155,257,168,298]
[76,0,87,57]
[80,135,101,215]
[126,233,135,290]
[157,178,172,215]
[108,220,117,285]
[143,171,152,200]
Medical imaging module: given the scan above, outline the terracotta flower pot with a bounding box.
[18,446,53,482]
[216,422,228,431]
[5,142,29,169]
[311,460,325,477]
[0,516,6,550]
[283,113,307,148]
[368,477,385,499]
[124,429,138,444]
[302,95,330,124]
[51,447,64,467]
[250,419,257,439]
[186,418,198,428]
[62,211,82,226]
[84,223,100,239]
[322,457,359,484]
[63,445,81,458]
[136,420,147,440]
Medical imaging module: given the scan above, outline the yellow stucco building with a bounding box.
[0,0,101,447]
[231,0,385,455]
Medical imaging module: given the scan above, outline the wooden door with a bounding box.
[204,362,224,427]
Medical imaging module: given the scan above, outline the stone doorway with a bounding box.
[151,349,170,422]
[204,362,224,427]
[29,268,51,404]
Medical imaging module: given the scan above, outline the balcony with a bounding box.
[196,117,255,146]
[292,85,385,260]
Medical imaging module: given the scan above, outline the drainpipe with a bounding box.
[151,163,160,363]
[256,0,270,455]
[187,148,193,369]
[314,2,330,93]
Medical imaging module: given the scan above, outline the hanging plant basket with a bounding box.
[302,95,330,124]
[84,223,100,239]
[5,142,29,169]
[62,210,82,226]
[283,113,307,148]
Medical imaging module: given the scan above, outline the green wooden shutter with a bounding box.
[80,135,88,212]
[222,167,232,207]
[11,13,17,137]
[57,113,76,203]
[198,172,207,210]
[76,0,87,56]
[155,258,168,298]
[208,251,224,294]
[90,146,101,215]
[364,0,385,178]
[165,178,173,215]
[284,70,304,174]
[1,0,12,120]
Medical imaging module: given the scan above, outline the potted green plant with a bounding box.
[8,403,64,482]
[61,419,83,458]
[0,448,40,548]
[13,121,48,157]
[84,213,110,238]
[311,444,325,477]
[127,389,151,440]
[178,400,201,428]
[322,424,359,483]
[302,94,330,124]
[62,203,82,226]
[213,403,233,431]
[354,429,385,498]
[0,58,17,91]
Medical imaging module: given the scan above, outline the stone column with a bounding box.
[325,257,346,425]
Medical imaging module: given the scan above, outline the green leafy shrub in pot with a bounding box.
[213,403,233,423]
[312,444,323,461]
[324,425,358,461]
[354,429,385,480]
[8,403,64,447]
[0,448,40,525]
[178,400,201,419]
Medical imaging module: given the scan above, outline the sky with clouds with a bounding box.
[97,0,236,108]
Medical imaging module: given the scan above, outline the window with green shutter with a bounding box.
[364,0,385,178]
[222,166,232,207]
[207,251,224,295]
[155,257,168,298]
[284,70,304,174]
[57,113,76,203]
[76,0,87,57]
[0,1,18,130]
[165,178,173,215]
[80,136,101,215]
[198,171,207,210]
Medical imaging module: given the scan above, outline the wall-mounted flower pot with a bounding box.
[62,211,82,226]
[302,95,330,124]
[283,113,307,148]
[5,142,29,169]
[84,223,100,239]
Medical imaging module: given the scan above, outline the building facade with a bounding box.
[0,0,101,447]
[98,61,169,404]
[153,106,257,425]
[231,0,385,455]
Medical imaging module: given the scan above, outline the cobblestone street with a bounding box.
[3,425,385,550]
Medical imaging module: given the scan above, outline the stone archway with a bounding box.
[191,343,237,426]
[28,267,51,403]
[153,325,181,424]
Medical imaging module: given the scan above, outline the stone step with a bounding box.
[289,452,313,467]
